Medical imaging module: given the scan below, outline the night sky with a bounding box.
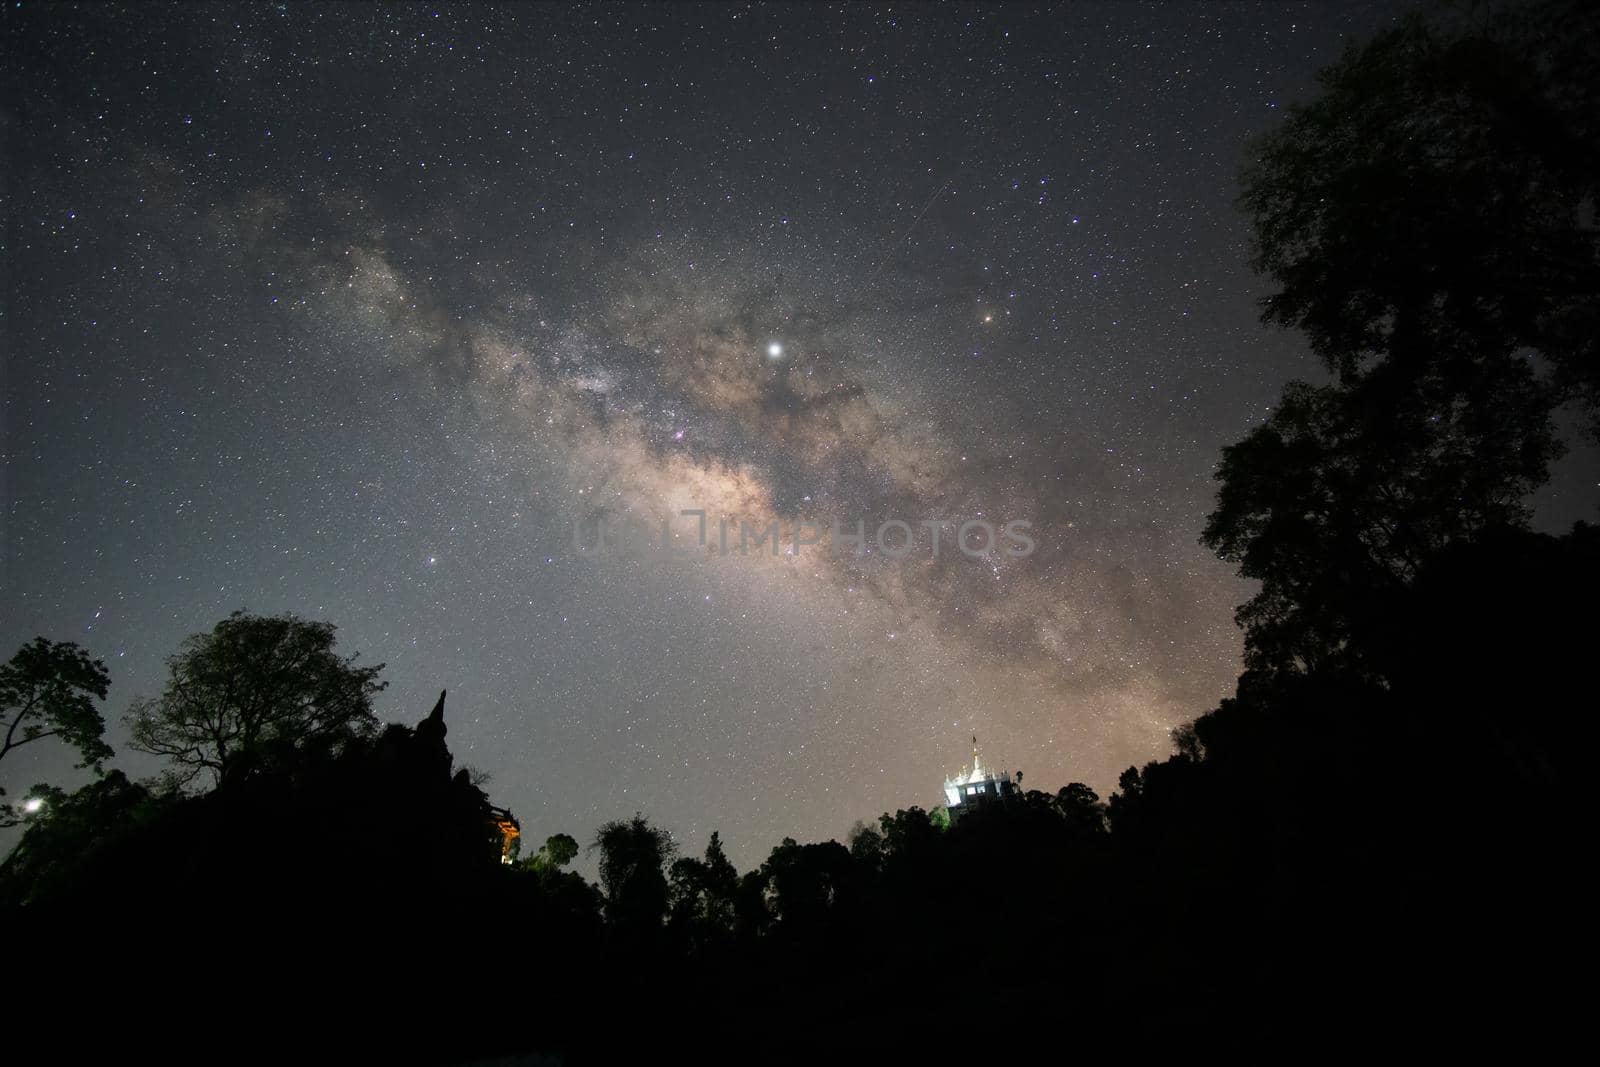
[17,0,1582,868]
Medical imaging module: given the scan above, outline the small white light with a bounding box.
[767,342,783,358]
[22,797,44,814]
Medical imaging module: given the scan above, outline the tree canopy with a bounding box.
[593,813,675,935]
[1202,364,1562,673]
[1212,0,1596,676]
[0,638,114,810]
[125,611,386,789]
[1242,0,1599,415]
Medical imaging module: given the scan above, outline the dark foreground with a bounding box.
[6,525,1589,1063]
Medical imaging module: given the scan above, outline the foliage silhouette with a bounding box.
[0,638,113,819]
[525,830,580,872]
[125,610,387,789]
[667,829,739,955]
[1203,367,1562,674]
[593,812,674,940]
[1241,0,1600,421]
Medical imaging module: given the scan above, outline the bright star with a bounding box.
[767,342,783,358]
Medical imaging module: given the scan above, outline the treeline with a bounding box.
[0,567,1587,1061]
[4,0,1597,1060]
[1,545,1590,1059]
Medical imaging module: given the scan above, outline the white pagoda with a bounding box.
[942,735,1017,816]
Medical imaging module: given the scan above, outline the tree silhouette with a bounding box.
[593,813,674,936]
[845,819,885,871]
[0,770,157,904]
[1217,0,1599,676]
[525,831,580,873]
[667,831,739,952]
[125,611,386,790]
[1202,366,1561,674]
[1053,782,1107,835]
[758,837,858,932]
[0,638,113,816]
[1241,0,1600,423]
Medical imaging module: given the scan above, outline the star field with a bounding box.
[2,1,1411,866]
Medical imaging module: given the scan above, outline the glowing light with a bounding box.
[22,797,44,815]
[767,341,783,358]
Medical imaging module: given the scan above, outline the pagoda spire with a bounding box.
[417,689,448,748]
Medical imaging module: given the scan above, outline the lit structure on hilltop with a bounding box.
[943,735,1017,817]
[415,690,524,865]
[490,806,521,864]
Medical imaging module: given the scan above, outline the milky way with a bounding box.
[3,2,1414,866]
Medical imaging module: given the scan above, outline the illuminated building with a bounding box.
[490,806,521,865]
[942,735,1016,817]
